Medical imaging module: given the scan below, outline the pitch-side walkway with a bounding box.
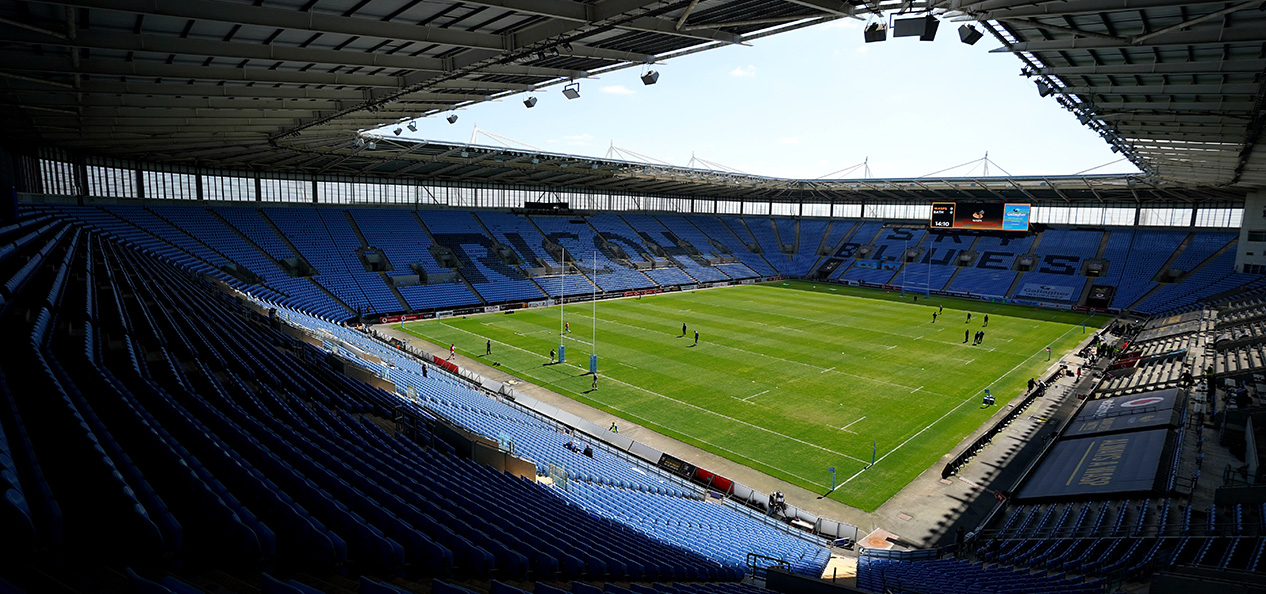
[372,320,1105,552]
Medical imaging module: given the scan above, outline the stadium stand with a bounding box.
[898,230,973,293]
[694,217,777,277]
[837,227,925,287]
[622,214,729,283]
[21,203,1266,322]
[413,209,538,305]
[530,215,654,293]
[1007,228,1102,304]
[944,234,1034,298]
[0,208,831,592]
[787,219,827,278]
[1104,229,1189,310]
[150,205,353,319]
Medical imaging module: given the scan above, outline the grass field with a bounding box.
[402,281,1108,511]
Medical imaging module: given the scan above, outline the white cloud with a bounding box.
[730,65,757,78]
[779,137,800,145]
[600,85,635,96]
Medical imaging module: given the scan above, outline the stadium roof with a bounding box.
[962,0,1266,188]
[0,0,1262,197]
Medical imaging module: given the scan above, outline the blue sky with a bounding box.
[386,18,1139,180]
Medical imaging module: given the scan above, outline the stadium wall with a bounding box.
[1237,191,1266,274]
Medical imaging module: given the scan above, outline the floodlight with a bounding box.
[562,82,581,99]
[407,121,417,132]
[958,24,983,45]
[537,51,546,61]
[366,141,376,150]
[353,138,365,148]
[641,70,659,85]
[447,114,459,124]
[524,96,538,108]
[393,127,402,135]
[562,42,573,53]
[551,47,559,57]
[1036,81,1054,97]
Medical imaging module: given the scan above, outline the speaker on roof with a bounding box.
[958,24,983,45]
[864,22,887,43]
[893,15,939,41]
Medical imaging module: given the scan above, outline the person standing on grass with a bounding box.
[486,339,491,356]
[549,348,556,363]
[592,374,598,390]
[694,330,699,346]
[984,315,989,327]
[964,330,970,343]
[939,305,943,314]
[682,322,687,337]
[565,321,570,333]
[932,311,938,323]
[978,331,985,345]
[966,313,972,323]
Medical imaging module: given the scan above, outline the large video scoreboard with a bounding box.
[930,202,1031,231]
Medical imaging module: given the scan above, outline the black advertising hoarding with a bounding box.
[1065,388,1183,438]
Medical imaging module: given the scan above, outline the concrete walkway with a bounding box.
[372,319,1106,551]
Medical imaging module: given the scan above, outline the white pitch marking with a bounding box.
[886,344,898,349]
[911,386,923,394]
[821,366,836,374]
[841,416,866,431]
[739,389,770,402]
[963,358,975,365]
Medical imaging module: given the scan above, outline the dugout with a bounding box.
[1015,428,1175,501]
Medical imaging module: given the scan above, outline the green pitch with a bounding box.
[401,280,1107,511]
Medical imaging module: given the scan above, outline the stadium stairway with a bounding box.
[340,211,412,313]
